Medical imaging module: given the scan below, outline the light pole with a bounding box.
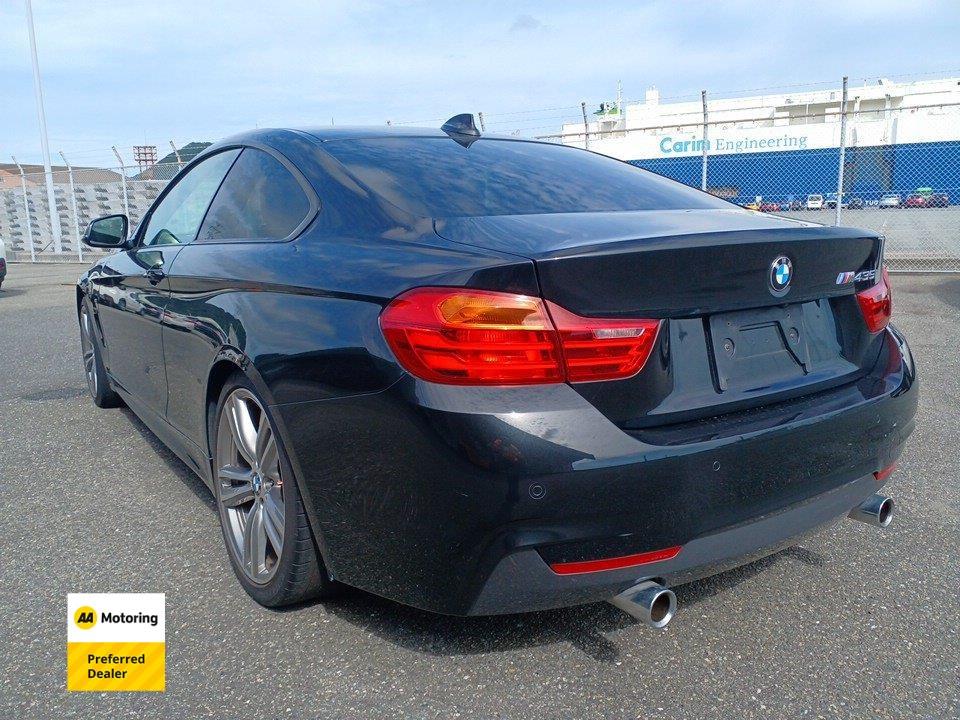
[24,0,62,254]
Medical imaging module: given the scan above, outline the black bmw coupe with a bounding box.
[77,116,916,626]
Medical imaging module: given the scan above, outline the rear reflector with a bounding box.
[380,287,660,385]
[874,462,897,482]
[549,546,682,575]
[856,267,892,333]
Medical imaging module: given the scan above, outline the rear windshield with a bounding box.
[320,137,729,218]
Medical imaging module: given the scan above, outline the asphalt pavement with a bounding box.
[1,262,958,719]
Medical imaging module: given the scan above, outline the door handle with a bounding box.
[146,267,166,285]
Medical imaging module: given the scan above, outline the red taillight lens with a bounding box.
[546,301,661,383]
[380,288,661,386]
[856,267,892,333]
[380,288,564,385]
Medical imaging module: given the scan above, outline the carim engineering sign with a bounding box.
[67,593,165,692]
[658,134,810,155]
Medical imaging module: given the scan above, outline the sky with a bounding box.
[2,0,960,167]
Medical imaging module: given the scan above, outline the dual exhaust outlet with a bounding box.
[609,493,895,629]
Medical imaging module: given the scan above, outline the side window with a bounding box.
[196,148,312,242]
[140,149,240,246]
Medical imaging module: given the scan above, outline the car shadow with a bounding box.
[119,406,215,511]
[300,544,826,663]
[930,277,960,314]
[21,386,89,402]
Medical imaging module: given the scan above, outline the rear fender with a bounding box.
[203,346,336,572]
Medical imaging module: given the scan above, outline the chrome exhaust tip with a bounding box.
[609,581,676,629]
[848,493,894,528]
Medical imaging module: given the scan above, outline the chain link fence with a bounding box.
[3,79,959,272]
[0,162,182,262]
[540,89,960,273]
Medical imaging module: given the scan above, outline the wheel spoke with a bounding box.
[227,395,258,467]
[243,503,267,578]
[219,464,252,483]
[263,491,284,551]
[257,429,279,481]
[218,465,254,507]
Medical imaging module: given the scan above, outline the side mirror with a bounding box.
[82,214,129,248]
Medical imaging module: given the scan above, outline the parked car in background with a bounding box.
[805,194,824,210]
[788,199,804,211]
[741,199,761,211]
[904,193,928,208]
[0,237,6,289]
[825,195,865,210]
[879,193,902,209]
[759,201,781,213]
[928,192,950,208]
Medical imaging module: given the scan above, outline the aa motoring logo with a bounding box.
[73,606,97,630]
[67,593,165,692]
[73,605,159,630]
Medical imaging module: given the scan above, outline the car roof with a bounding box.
[211,125,542,151]
[298,125,451,142]
[196,125,563,176]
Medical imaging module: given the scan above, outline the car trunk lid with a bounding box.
[435,209,884,427]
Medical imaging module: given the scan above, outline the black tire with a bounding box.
[79,301,122,408]
[211,371,333,607]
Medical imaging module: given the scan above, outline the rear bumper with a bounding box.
[275,326,917,615]
[471,471,882,614]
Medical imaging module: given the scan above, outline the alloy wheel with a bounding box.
[216,388,285,584]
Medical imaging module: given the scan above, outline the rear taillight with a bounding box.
[380,287,660,386]
[380,288,563,385]
[545,301,661,383]
[856,267,892,333]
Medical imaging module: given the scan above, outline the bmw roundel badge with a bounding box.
[769,255,793,296]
